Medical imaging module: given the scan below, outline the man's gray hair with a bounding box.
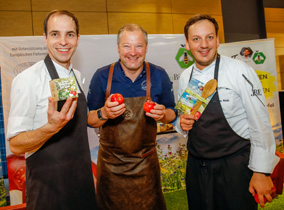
[117,23,148,44]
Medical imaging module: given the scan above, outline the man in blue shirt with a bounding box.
[87,23,176,210]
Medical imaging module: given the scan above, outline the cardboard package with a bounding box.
[49,77,78,101]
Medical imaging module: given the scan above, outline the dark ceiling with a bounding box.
[263,0,284,8]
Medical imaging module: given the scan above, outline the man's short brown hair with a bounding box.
[184,14,219,40]
[43,10,79,36]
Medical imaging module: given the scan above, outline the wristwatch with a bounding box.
[97,109,107,120]
[256,172,271,177]
[263,173,271,177]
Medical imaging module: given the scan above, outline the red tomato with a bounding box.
[69,91,77,96]
[91,161,97,193]
[254,185,276,204]
[7,154,26,191]
[144,100,155,112]
[254,194,267,204]
[111,93,124,104]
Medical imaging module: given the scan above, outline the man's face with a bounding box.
[244,49,250,56]
[117,30,148,73]
[44,14,79,69]
[185,19,219,70]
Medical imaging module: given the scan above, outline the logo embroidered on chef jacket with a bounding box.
[141,80,147,91]
[251,89,262,97]
[242,74,265,107]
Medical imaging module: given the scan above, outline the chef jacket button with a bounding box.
[200,160,206,166]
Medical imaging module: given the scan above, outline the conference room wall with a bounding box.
[0,0,284,89]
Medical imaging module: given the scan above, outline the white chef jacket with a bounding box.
[7,59,83,158]
[175,55,280,174]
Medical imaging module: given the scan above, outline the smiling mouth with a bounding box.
[199,50,210,56]
[57,49,69,52]
[128,57,138,60]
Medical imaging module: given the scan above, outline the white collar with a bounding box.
[193,59,217,73]
[51,60,73,76]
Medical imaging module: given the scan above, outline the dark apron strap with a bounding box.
[105,62,151,100]
[44,54,59,79]
[214,54,220,80]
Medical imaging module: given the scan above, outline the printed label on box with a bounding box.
[49,77,78,101]
[175,78,215,119]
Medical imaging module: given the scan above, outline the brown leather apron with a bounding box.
[26,55,97,210]
[96,62,166,210]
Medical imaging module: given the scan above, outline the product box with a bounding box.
[175,78,215,120]
[49,77,78,101]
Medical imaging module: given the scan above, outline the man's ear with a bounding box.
[76,34,80,47]
[44,33,47,46]
[146,43,148,53]
[185,39,190,51]
[117,44,120,53]
[217,35,220,48]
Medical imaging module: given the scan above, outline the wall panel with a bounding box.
[107,0,171,13]
[265,8,284,21]
[75,12,108,35]
[266,22,284,34]
[31,0,106,12]
[0,0,31,11]
[0,12,33,36]
[108,13,173,34]
[33,11,109,36]
[32,12,49,35]
[171,0,222,15]
[172,14,224,43]
[265,7,284,51]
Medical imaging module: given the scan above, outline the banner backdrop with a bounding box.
[0,35,281,206]
[218,39,283,142]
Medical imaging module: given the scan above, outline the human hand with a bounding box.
[103,94,126,119]
[46,97,77,133]
[180,114,197,131]
[249,172,275,208]
[145,102,166,121]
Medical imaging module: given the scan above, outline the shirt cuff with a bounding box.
[248,146,280,174]
[174,116,188,138]
[6,116,33,141]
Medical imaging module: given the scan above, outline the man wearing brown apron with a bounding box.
[87,24,177,210]
[175,14,280,210]
[7,10,97,210]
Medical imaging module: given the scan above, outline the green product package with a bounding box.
[49,77,78,101]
